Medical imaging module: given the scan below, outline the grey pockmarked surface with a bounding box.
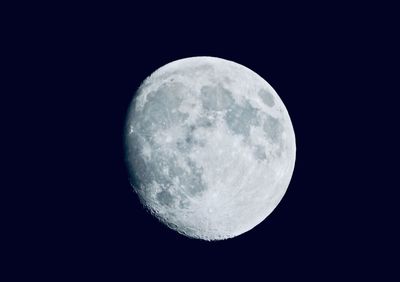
[125,57,296,240]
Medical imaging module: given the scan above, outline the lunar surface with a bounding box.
[125,56,296,240]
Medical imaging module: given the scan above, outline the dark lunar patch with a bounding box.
[138,82,188,134]
[196,117,214,128]
[156,190,174,206]
[263,115,283,143]
[200,84,234,111]
[253,145,267,161]
[225,101,259,137]
[258,89,275,107]
[179,132,205,150]
[178,196,191,209]
[141,153,174,191]
[183,159,207,195]
[143,150,207,200]
[176,138,191,152]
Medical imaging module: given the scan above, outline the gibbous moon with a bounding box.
[125,56,296,240]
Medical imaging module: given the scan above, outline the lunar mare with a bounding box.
[125,57,296,240]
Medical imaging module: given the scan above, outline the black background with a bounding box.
[6,1,398,280]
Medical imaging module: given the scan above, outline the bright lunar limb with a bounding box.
[125,56,296,240]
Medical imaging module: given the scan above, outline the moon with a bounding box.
[125,56,296,240]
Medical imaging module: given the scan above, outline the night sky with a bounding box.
[6,2,398,280]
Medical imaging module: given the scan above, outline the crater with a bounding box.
[258,89,275,107]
